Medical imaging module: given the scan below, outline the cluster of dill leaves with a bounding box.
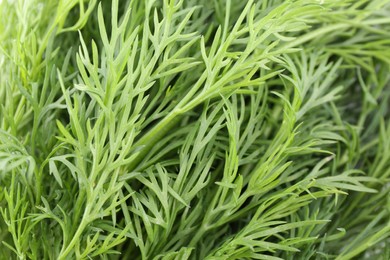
[1,0,390,259]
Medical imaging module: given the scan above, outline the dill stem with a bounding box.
[189,224,208,247]
[58,213,89,259]
[127,109,182,171]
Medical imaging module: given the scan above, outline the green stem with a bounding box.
[58,214,89,259]
[127,109,183,171]
[189,224,208,247]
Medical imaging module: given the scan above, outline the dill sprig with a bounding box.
[1,0,389,259]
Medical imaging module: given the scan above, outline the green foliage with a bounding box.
[1,0,390,259]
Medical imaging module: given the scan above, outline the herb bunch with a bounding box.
[0,0,390,259]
